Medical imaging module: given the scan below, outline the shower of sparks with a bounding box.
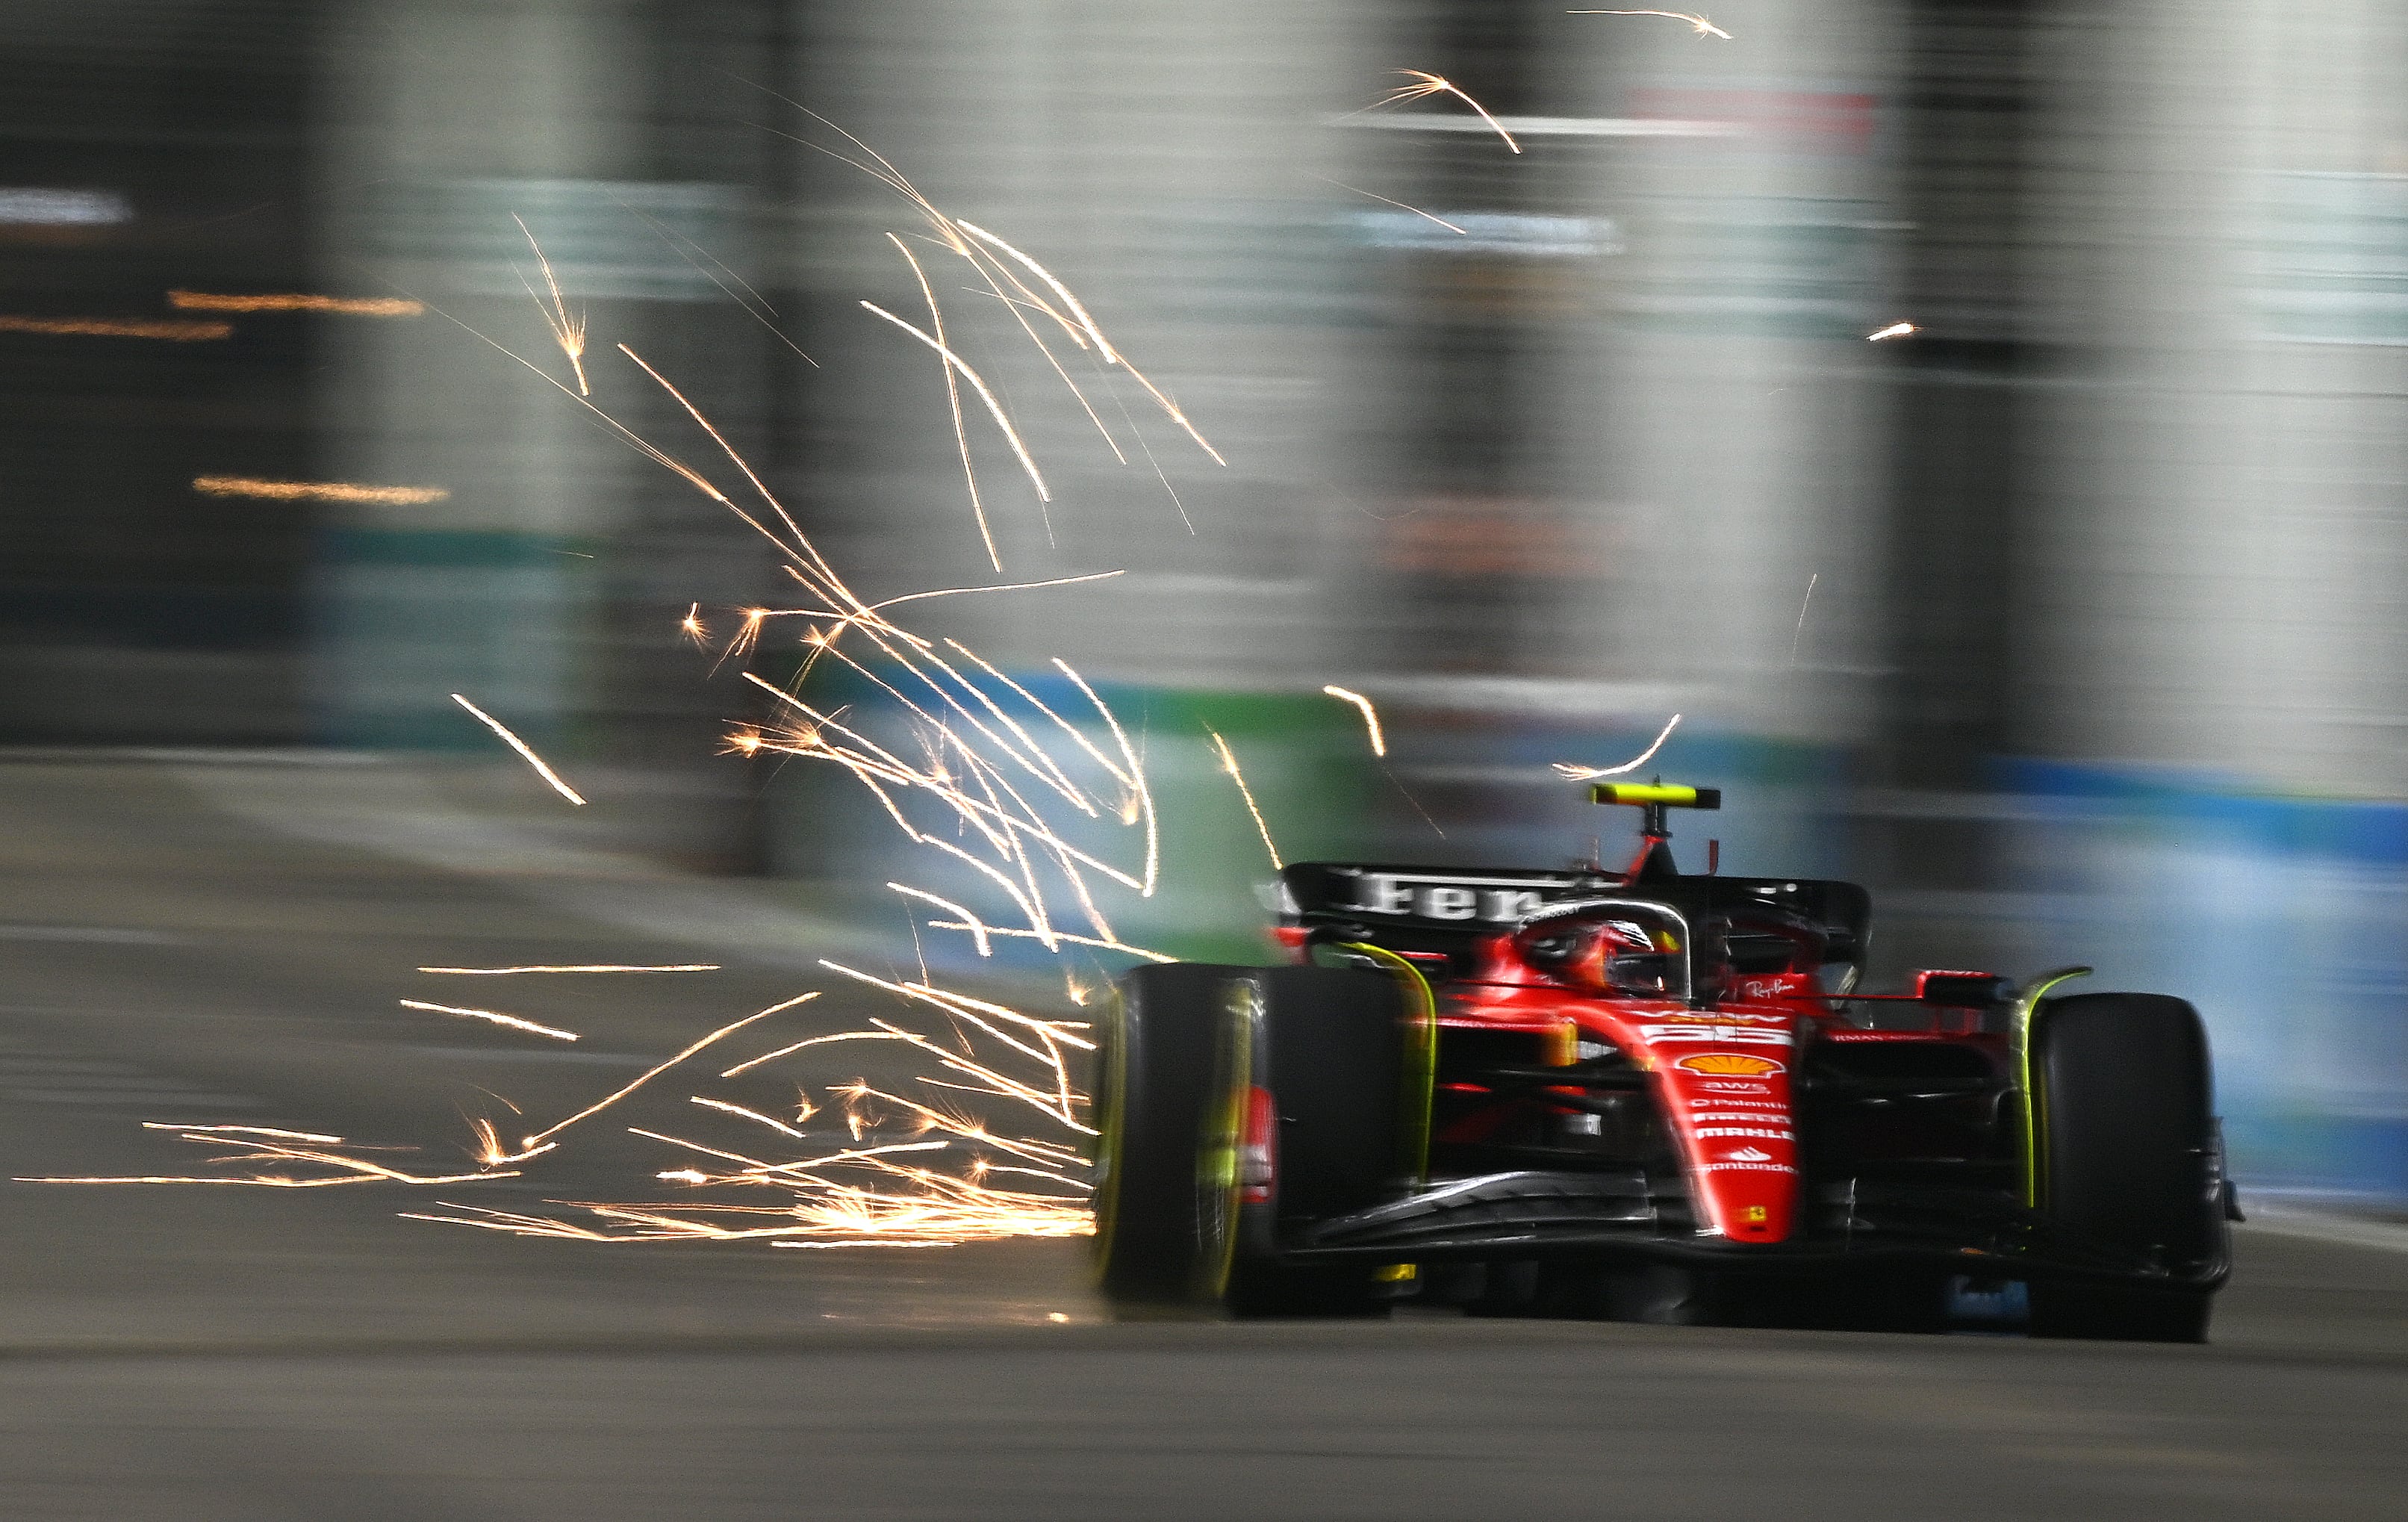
[1789,571,1820,667]
[1322,685,1387,757]
[418,963,720,975]
[1360,71,1522,155]
[0,314,230,341]
[397,999,582,1042]
[1552,712,1684,781]
[193,476,450,506]
[1567,9,1734,40]
[169,291,423,317]
[1867,321,1917,341]
[740,95,1228,520]
[483,994,824,1164]
[448,692,588,807]
[512,214,590,396]
[1208,727,1284,871]
[49,125,1204,1250]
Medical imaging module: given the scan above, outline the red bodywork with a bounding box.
[1416,941,2011,1246]
[1438,956,1807,1241]
[1279,823,2014,1249]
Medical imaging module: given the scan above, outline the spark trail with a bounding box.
[1567,10,1733,40]
[1360,71,1522,154]
[1322,685,1387,757]
[512,214,590,395]
[1209,727,1284,870]
[398,999,582,1043]
[449,693,588,806]
[1552,712,1684,781]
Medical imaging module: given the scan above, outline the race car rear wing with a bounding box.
[1277,861,1870,980]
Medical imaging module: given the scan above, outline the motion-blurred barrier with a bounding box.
[2002,762,2408,1205]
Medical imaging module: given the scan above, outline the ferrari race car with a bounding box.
[1090,783,2237,1341]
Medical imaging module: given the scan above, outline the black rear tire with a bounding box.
[1228,966,1406,1317]
[1092,963,1407,1316]
[2026,992,2224,1343]
[1090,963,1242,1305]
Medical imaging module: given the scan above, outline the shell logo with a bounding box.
[1675,1052,1785,1077]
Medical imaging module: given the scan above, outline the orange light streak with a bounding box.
[193,476,449,506]
[688,1096,812,1140]
[951,221,1228,468]
[22,1131,520,1188]
[1567,9,1734,39]
[887,232,1003,571]
[397,999,581,1042]
[718,1030,911,1080]
[1207,727,1284,871]
[890,883,992,956]
[448,693,587,806]
[1551,712,1684,780]
[0,314,230,341]
[512,214,590,395]
[140,1123,344,1143]
[859,300,1051,506]
[1364,71,1522,155]
[168,291,424,317]
[1322,685,1387,757]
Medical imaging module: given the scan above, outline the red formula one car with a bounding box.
[1091,784,2236,1340]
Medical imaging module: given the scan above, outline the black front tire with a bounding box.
[2026,991,2225,1343]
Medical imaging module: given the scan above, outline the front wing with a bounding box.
[1274,1168,2231,1290]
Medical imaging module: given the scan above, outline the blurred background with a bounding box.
[1,0,2403,1209]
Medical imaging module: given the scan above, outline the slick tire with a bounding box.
[2026,992,2224,1344]
[1092,963,1406,1315]
[1225,966,1408,1317]
[1090,962,1245,1305]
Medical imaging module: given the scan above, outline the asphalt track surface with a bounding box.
[1,758,2404,1520]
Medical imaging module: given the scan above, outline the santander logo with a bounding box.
[1727,1146,1773,1163]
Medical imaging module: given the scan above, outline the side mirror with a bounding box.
[1916,971,2012,1007]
